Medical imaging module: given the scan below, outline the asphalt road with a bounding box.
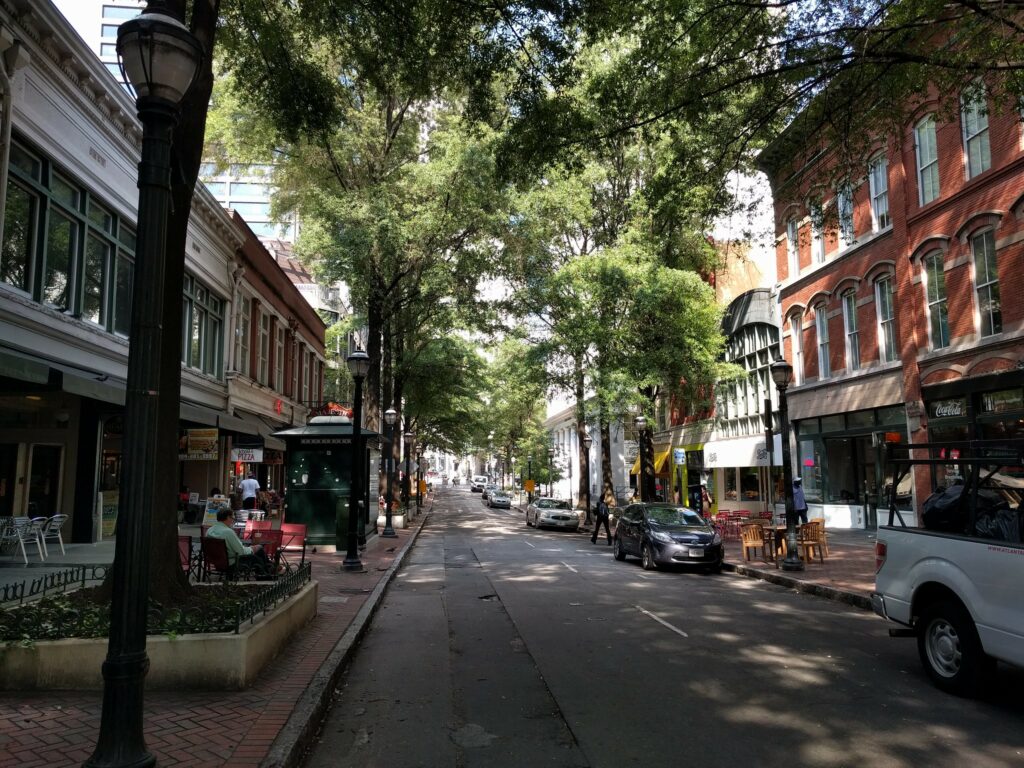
[304,486,1024,768]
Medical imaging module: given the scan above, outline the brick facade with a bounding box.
[762,89,1024,527]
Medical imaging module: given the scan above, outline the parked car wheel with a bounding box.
[613,537,626,561]
[641,542,657,571]
[917,598,993,697]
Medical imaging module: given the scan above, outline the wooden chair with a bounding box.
[810,517,830,555]
[798,521,825,563]
[200,536,234,582]
[740,523,771,562]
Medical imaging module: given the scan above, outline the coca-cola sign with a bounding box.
[930,399,965,419]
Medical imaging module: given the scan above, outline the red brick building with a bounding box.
[762,88,1024,528]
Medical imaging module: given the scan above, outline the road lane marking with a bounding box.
[523,540,535,548]
[635,605,689,638]
[561,561,578,573]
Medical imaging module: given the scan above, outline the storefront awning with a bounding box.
[0,347,49,384]
[630,449,671,475]
[226,409,289,450]
[219,411,261,436]
[703,434,782,468]
[180,401,221,427]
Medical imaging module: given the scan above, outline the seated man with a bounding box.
[206,507,270,576]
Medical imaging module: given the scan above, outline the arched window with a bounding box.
[836,184,855,249]
[914,115,940,205]
[961,87,991,179]
[790,313,804,385]
[874,275,897,363]
[868,155,890,231]
[786,218,799,278]
[923,252,950,349]
[972,228,1000,336]
[841,289,859,372]
[815,304,830,379]
[810,201,825,263]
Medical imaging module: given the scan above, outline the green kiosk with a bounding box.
[273,417,380,548]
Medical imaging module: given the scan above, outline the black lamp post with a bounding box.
[86,5,201,766]
[416,453,424,510]
[510,455,516,495]
[547,446,555,497]
[488,431,494,480]
[404,431,414,508]
[583,432,593,525]
[382,407,398,538]
[771,358,804,572]
[634,415,650,503]
[342,350,370,571]
[527,455,533,504]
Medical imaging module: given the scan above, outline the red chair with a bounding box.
[255,529,283,569]
[201,537,233,582]
[280,523,307,568]
[178,535,192,574]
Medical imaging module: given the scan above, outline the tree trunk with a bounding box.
[380,316,394,504]
[600,417,614,505]
[574,360,590,521]
[364,285,383,432]
[639,386,657,503]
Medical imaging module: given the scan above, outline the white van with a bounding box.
[470,475,489,492]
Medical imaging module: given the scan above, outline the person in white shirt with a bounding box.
[239,472,261,510]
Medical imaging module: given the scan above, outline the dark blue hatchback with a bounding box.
[613,503,724,573]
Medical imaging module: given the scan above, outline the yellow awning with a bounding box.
[630,450,671,475]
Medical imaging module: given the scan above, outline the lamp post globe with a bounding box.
[770,357,804,572]
[341,350,370,572]
[86,4,202,767]
[381,408,398,538]
[582,432,593,525]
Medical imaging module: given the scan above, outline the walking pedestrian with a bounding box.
[239,472,261,511]
[591,497,612,545]
[792,477,808,525]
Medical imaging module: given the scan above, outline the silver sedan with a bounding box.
[525,498,579,531]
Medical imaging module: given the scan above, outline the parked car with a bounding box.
[470,475,488,492]
[525,498,579,531]
[613,503,723,572]
[488,490,512,509]
[482,483,498,500]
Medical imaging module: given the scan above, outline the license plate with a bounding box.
[688,547,704,557]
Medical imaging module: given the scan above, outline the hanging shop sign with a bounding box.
[308,401,353,418]
[178,428,219,461]
[231,445,264,463]
[263,449,284,465]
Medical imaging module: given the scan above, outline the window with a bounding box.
[301,348,311,403]
[924,252,950,349]
[790,314,804,385]
[786,218,799,278]
[915,116,940,205]
[868,156,890,231]
[962,90,991,179]
[1,137,134,333]
[258,311,271,385]
[236,296,251,375]
[100,43,118,57]
[972,229,1000,336]
[102,5,139,19]
[875,275,897,363]
[810,202,825,263]
[100,24,120,38]
[230,182,269,197]
[815,305,830,378]
[181,276,223,377]
[274,326,285,392]
[231,201,271,219]
[836,185,854,249]
[842,290,859,372]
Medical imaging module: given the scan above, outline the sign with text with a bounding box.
[231,446,264,463]
[178,428,219,461]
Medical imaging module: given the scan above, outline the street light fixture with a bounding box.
[634,414,650,503]
[342,350,370,572]
[381,408,398,538]
[86,4,202,766]
[582,432,593,525]
[771,357,804,572]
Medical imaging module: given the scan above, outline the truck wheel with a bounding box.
[916,599,993,697]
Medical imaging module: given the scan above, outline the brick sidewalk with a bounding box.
[0,520,423,768]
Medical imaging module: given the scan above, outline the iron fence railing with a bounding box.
[0,561,313,641]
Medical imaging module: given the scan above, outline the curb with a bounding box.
[722,561,873,611]
[260,510,431,768]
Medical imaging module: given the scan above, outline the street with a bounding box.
[304,488,1024,768]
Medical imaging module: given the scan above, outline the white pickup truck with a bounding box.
[873,442,1024,696]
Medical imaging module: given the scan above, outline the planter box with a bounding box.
[0,580,319,691]
[377,513,406,529]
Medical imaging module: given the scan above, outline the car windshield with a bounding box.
[645,506,705,526]
[538,499,571,509]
